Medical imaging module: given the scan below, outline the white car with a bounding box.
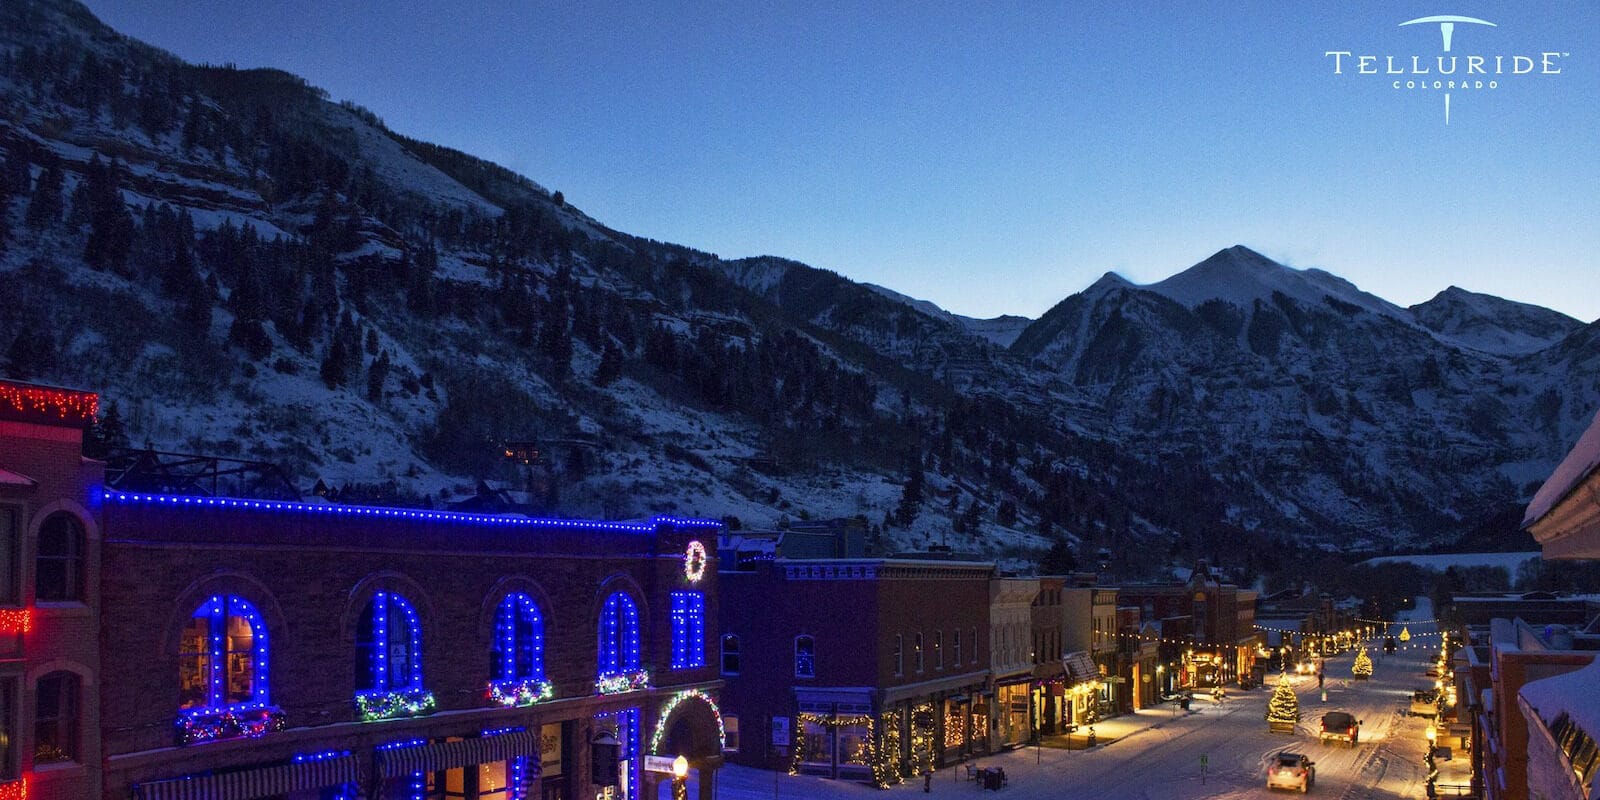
[1267,752,1316,792]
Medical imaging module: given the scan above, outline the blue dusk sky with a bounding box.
[84,1,1599,322]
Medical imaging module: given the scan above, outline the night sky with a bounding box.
[84,1,1600,321]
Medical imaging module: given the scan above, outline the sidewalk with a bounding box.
[1034,690,1258,750]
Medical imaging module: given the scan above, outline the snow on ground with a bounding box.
[1360,552,1540,575]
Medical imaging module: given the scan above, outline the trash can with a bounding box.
[1180,697,1191,711]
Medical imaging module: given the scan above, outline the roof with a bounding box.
[1525,405,1600,526]
[0,467,36,488]
[1519,656,1600,791]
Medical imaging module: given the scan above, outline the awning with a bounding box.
[1063,652,1099,686]
[135,754,360,800]
[379,731,539,777]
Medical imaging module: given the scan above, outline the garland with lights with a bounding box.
[595,670,652,695]
[488,679,555,708]
[877,709,904,786]
[176,705,286,744]
[0,382,98,421]
[684,540,708,582]
[908,702,935,777]
[356,688,437,721]
[649,689,728,754]
[0,778,25,800]
[789,713,898,789]
[1351,647,1373,679]
[0,608,30,635]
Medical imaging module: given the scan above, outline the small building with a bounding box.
[988,578,1038,750]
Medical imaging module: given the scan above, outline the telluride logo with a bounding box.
[1324,14,1568,124]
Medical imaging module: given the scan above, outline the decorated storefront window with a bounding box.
[669,591,706,669]
[597,591,642,679]
[175,595,284,744]
[488,592,552,706]
[355,591,434,720]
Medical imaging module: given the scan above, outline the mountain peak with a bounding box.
[1411,284,1582,355]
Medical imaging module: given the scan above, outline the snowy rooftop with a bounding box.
[1525,405,1600,526]
[1519,656,1600,791]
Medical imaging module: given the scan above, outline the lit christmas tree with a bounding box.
[1266,673,1300,725]
[1352,646,1373,679]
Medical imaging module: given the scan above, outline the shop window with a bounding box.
[179,595,271,709]
[800,717,832,767]
[356,591,423,693]
[794,635,815,678]
[35,512,85,601]
[669,591,706,669]
[720,634,740,676]
[723,715,740,752]
[34,671,79,764]
[598,592,642,678]
[492,592,546,682]
[837,720,872,769]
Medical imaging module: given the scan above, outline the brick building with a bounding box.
[1,379,105,800]
[718,558,992,783]
[1116,563,1258,690]
[1,379,730,800]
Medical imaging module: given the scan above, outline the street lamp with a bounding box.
[671,755,689,800]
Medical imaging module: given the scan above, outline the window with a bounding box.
[492,592,546,683]
[794,635,815,678]
[597,592,641,677]
[35,512,84,601]
[34,671,79,763]
[914,632,925,673]
[724,716,740,753]
[357,591,423,693]
[934,631,944,670]
[953,629,962,667]
[0,505,18,604]
[893,635,904,677]
[0,678,15,779]
[670,591,706,669]
[971,626,978,664]
[721,635,741,676]
[179,595,270,710]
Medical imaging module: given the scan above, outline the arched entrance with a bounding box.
[645,691,726,800]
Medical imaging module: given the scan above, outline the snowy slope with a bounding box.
[1410,285,1582,355]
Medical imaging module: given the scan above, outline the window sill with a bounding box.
[31,760,84,774]
[31,601,91,616]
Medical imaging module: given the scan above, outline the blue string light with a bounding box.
[101,489,721,532]
[669,591,706,669]
[177,594,281,743]
[598,592,641,678]
[483,727,530,800]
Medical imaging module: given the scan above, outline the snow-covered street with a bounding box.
[714,601,1445,800]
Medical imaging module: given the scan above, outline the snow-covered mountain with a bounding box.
[1,0,1595,570]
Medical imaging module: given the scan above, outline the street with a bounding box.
[717,600,1443,800]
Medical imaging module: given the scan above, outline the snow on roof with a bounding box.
[0,467,36,487]
[1525,405,1600,526]
[1519,655,1600,785]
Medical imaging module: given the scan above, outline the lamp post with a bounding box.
[671,755,689,800]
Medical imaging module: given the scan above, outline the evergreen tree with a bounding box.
[25,157,64,229]
[1040,536,1078,574]
[1351,647,1373,678]
[366,349,390,401]
[83,156,136,273]
[320,336,347,388]
[84,401,130,458]
[1266,673,1300,724]
[594,340,623,386]
[3,311,58,379]
[538,301,572,378]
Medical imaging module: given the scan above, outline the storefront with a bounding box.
[994,681,1032,748]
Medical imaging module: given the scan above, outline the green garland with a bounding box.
[788,712,901,789]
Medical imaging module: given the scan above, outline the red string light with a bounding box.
[0,608,29,635]
[0,777,26,800]
[0,382,99,422]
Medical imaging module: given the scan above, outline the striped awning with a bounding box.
[378,731,539,777]
[135,754,360,800]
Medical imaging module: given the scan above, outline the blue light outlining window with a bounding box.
[669,591,706,669]
[178,595,270,711]
[597,592,641,678]
[594,708,641,800]
[493,592,546,682]
[357,591,423,692]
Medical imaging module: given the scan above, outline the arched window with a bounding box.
[721,634,741,676]
[34,671,80,764]
[492,592,546,682]
[357,591,422,693]
[596,591,641,677]
[35,512,84,601]
[794,635,815,679]
[179,595,270,710]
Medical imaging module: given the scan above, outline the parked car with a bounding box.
[1410,689,1439,717]
[1319,711,1361,746]
[1267,751,1316,792]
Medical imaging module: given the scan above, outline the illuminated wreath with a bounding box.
[684,540,708,582]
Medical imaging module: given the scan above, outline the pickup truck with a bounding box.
[1319,711,1361,746]
[1410,690,1439,717]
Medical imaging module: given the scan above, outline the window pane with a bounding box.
[34,672,78,763]
[0,680,14,779]
[178,615,213,709]
[226,612,255,704]
[0,507,17,604]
